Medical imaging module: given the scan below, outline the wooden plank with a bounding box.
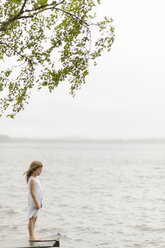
[0,234,60,248]
[0,240,55,248]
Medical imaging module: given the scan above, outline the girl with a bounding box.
[24,161,43,241]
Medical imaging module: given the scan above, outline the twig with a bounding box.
[55,7,89,27]
[0,41,34,68]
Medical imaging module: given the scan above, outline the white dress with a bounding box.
[27,176,43,219]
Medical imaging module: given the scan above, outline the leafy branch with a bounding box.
[0,0,115,118]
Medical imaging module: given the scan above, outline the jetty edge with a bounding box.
[0,233,60,248]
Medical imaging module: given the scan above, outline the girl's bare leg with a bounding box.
[28,217,40,241]
[33,217,37,235]
[28,217,35,240]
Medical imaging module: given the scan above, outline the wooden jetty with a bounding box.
[0,233,60,248]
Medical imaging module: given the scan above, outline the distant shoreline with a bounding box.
[1,135,165,144]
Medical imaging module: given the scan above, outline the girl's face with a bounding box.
[35,167,42,176]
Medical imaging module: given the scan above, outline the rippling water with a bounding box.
[0,142,165,248]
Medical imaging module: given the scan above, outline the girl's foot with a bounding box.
[29,236,41,241]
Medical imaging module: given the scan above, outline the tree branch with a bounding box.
[20,0,28,13]
[0,0,28,31]
[0,0,65,32]
[23,0,65,13]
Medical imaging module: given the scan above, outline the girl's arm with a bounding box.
[30,179,40,209]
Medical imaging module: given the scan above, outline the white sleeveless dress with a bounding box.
[27,176,43,219]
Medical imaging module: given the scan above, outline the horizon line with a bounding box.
[1,134,165,143]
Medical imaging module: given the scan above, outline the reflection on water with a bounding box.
[0,142,165,248]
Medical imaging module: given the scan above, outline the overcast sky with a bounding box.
[0,0,165,139]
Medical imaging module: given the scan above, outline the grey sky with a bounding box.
[1,0,165,139]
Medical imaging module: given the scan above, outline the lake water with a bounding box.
[0,142,165,248]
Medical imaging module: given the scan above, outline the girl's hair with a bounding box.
[24,161,43,183]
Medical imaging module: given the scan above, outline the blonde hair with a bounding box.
[24,161,43,183]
